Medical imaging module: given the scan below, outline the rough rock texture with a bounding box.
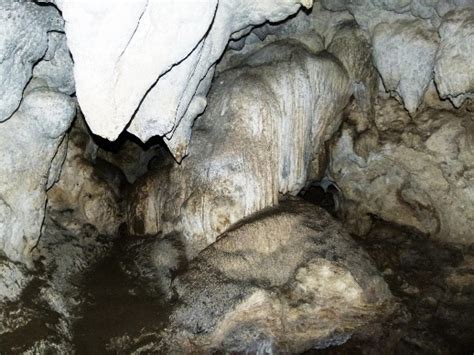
[57,0,313,159]
[0,2,76,264]
[320,0,474,30]
[372,20,438,113]
[0,87,75,263]
[330,97,474,244]
[32,32,75,96]
[0,1,64,122]
[434,9,474,107]
[1,1,473,352]
[231,3,474,245]
[128,39,355,258]
[218,4,359,73]
[0,217,112,353]
[52,0,473,147]
[349,223,474,354]
[317,1,474,111]
[46,116,126,237]
[0,256,30,303]
[162,198,393,353]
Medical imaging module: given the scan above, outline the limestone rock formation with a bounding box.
[47,117,126,237]
[0,1,64,122]
[128,39,353,258]
[0,256,30,303]
[0,87,75,263]
[32,32,75,96]
[330,98,474,244]
[434,9,474,107]
[318,0,474,112]
[0,2,76,264]
[163,199,393,353]
[372,20,439,114]
[0,1,473,351]
[320,0,473,31]
[217,7,327,72]
[57,0,313,159]
[0,217,113,353]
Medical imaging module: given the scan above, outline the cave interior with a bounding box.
[0,0,473,353]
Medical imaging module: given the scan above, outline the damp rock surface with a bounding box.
[1,200,473,353]
[327,223,474,354]
[0,217,113,353]
[0,1,473,353]
[47,114,126,237]
[163,198,394,353]
[434,9,474,107]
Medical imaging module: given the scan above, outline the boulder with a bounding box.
[163,198,394,353]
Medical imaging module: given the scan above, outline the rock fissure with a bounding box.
[1,0,473,353]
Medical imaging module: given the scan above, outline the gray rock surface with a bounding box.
[0,256,30,303]
[317,1,474,112]
[163,198,394,353]
[0,216,112,353]
[320,0,473,30]
[97,138,165,184]
[0,1,63,122]
[0,87,75,263]
[32,32,75,95]
[372,20,439,113]
[0,1,473,352]
[0,1,76,264]
[217,4,354,72]
[434,9,474,107]
[330,97,474,244]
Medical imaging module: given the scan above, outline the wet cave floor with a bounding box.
[63,187,474,354]
[72,237,172,354]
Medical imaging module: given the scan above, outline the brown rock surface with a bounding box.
[163,198,394,353]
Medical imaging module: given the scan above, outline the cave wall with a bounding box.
[330,97,474,243]
[127,26,378,259]
[0,1,473,352]
[0,0,473,264]
[0,0,313,264]
[220,1,474,244]
[0,2,75,263]
[126,2,473,258]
